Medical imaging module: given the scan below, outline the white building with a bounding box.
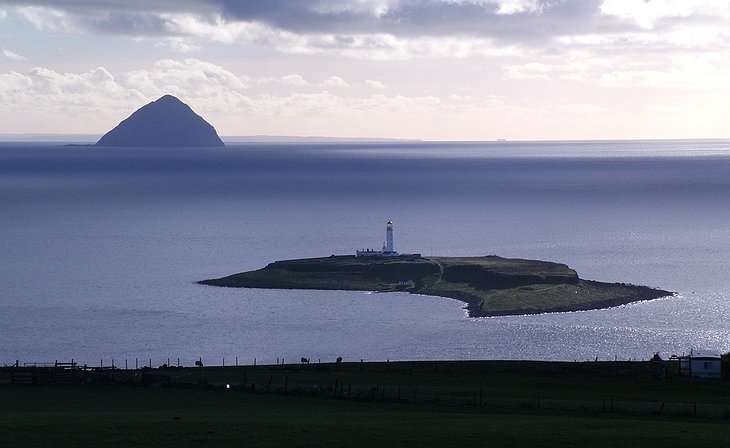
[679,349,722,379]
[356,221,399,257]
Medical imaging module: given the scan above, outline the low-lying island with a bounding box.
[199,255,672,317]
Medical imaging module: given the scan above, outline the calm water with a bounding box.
[1,140,729,366]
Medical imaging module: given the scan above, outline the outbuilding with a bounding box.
[679,349,722,379]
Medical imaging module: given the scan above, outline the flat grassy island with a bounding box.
[200,255,672,316]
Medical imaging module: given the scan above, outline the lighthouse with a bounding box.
[385,221,394,253]
[356,221,399,257]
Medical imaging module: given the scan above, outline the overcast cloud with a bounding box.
[0,1,717,44]
[2,0,730,139]
[2,0,728,61]
[2,0,729,59]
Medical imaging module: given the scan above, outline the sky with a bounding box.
[1,0,730,140]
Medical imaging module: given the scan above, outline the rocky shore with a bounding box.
[200,255,673,317]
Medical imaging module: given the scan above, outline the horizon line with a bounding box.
[2,134,730,144]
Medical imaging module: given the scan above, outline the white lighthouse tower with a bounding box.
[384,220,395,254]
[356,220,399,257]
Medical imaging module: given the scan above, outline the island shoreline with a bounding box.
[199,255,673,317]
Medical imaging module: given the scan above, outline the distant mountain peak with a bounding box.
[96,95,224,147]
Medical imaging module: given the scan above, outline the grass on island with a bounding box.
[430,279,659,315]
[2,360,730,447]
[201,255,672,316]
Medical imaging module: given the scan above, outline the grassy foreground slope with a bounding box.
[2,360,730,448]
[3,386,730,448]
[200,255,671,316]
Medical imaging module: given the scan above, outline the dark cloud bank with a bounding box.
[3,0,641,42]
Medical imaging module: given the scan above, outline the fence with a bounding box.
[3,358,729,419]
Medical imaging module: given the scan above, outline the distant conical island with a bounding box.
[96,95,224,147]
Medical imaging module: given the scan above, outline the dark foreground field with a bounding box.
[2,360,729,447]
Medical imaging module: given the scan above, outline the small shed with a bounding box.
[679,349,722,379]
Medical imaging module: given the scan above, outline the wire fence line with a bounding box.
[3,358,729,419]
[3,356,358,369]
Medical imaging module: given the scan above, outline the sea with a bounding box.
[1,140,729,367]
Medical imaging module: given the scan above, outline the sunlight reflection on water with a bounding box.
[1,142,729,365]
